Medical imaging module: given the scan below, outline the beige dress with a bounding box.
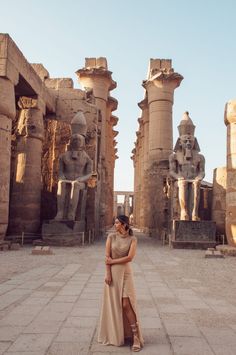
[98,232,144,347]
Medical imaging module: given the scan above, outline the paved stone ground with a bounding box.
[0,231,236,355]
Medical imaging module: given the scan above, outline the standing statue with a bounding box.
[169,112,205,221]
[55,112,93,221]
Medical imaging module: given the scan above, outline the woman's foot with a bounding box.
[130,323,141,352]
[132,334,141,352]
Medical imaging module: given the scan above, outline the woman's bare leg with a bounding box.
[122,297,136,324]
[122,297,141,351]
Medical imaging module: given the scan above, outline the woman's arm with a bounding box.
[106,238,137,265]
[105,236,112,285]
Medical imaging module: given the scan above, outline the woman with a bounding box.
[98,215,144,352]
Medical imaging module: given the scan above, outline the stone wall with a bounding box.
[0,34,118,240]
[41,119,71,222]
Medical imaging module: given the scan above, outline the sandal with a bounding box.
[130,323,141,352]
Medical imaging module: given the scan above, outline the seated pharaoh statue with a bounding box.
[169,112,205,221]
[55,112,92,221]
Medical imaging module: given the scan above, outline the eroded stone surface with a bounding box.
[169,112,205,222]
[132,59,183,236]
[225,99,236,247]
[0,34,118,241]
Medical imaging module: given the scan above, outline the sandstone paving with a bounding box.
[0,233,236,354]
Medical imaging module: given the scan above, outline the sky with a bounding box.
[1,0,236,191]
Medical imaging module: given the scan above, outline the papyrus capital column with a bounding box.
[124,195,130,216]
[138,98,149,168]
[113,193,118,217]
[143,60,183,162]
[77,59,116,100]
[138,98,149,229]
[0,77,16,238]
[76,58,117,231]
[132,145,138,226]
[225,99,236,246]
[105,96,118,226]
[212,167,226,235]
[76,58,116,159]
[8,97,44,234]
[133,59,183,236]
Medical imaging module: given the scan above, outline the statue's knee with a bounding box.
[57,180,66,194]
[59,181,67,188]
[74,181,85,189]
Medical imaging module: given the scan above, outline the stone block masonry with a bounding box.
[132,59,183,237]
[0,34,118,242]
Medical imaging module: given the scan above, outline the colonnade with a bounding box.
[132,59,183,236]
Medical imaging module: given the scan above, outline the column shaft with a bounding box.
[77,61,117,232]
[8,104,44,234]
[225,100,236,246]
[139,123,145,228]
[0,78,16,238]
[141,60,183,237]
[212,167,226,236]
[148,99,173,161]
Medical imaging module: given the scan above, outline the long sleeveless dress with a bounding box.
[98,232,144,347]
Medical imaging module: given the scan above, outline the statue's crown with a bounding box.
[71,111,87,136]
[178,111,195,136]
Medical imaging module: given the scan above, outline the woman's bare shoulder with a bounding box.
[131,235,137,242]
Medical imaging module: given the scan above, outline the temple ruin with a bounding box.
[132,58,230,248]
[113,191,134,219]
[0,34,236,249]
[0,34,118,242]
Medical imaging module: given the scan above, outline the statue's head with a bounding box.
[179,134,195,150]
[174,112,200,156]
[178,111,195,136]
[69,134,85,151]
[71,111,87,136]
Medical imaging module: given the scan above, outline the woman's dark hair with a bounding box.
[117,215,133,236]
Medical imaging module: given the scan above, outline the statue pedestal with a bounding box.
[171,220,216,249]
[42,220,85,246]
[216,244,236,256]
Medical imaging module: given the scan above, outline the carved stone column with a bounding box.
[225,100,236,246]
[131,147,137,226]
[105,97,118,227]
[143,59,183,236]
[143,60,183,163]
[8,97,44,234]
[0,78,16,238]
[138,97,149,230]
[212,167,226,236]
[113,193,118,218]
[138,119,145,228]
[135,133,141,226]
[76,58,117,232]
[130,195,134,216]
[124,194,130,216]
[111,116,118,215]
